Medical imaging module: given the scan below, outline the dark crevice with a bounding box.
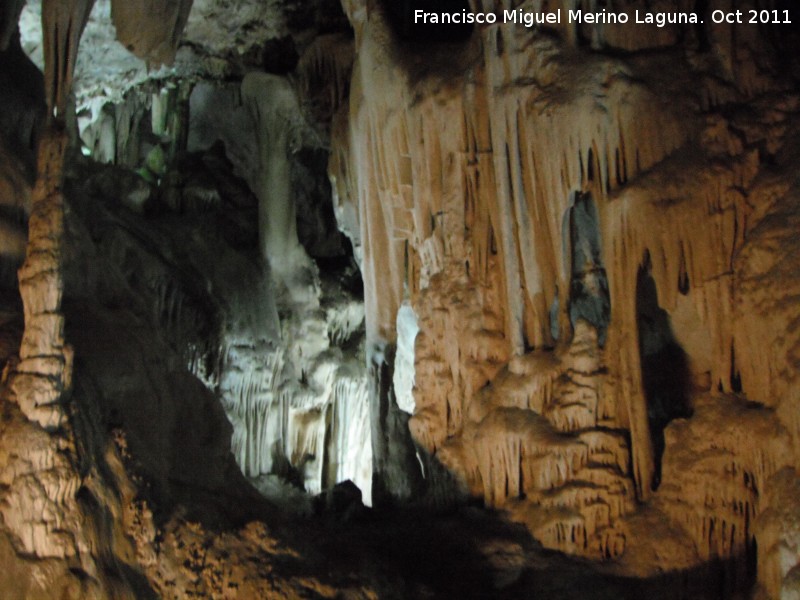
[678,244,690,295]
[730,343,743,393]
[379,0,473,43]
[636,257,693,491]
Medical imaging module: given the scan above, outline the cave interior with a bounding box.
[1,0,800,598]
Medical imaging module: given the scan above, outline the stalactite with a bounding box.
[110,0,193,67]
[296,34,355,129]
[41,0,95,119]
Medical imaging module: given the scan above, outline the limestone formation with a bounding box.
[111,0,193,67]
[1,0,800,597]
[241,72,307,277]
[41,0,95,119]
[331,0,800,569]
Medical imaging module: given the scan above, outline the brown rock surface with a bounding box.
[111,0,194,68]
[330,0,800,574]
[2,0,800,597]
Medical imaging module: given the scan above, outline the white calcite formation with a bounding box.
[218,275,372,505]
[241,72,308,279]
[185,67,373,505]
[393,302,419,415]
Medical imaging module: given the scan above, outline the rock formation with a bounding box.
[0,0,799,598]
[111,0,193,67]
[331,0,800,587]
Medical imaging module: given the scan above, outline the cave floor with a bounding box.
[255,498,752,600]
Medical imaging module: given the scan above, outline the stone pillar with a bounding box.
[11,130,73,430]
[0,0,92,572]
[241,73,308,280]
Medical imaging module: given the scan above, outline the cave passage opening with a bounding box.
[636,256,693,490]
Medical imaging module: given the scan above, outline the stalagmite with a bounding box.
[241,72,309,283]
[0,0,93,586]
[756,468,800,599]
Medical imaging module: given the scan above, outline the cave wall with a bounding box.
[331,0,800,587]
[0,0,378,596]
[1,0,800,597]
